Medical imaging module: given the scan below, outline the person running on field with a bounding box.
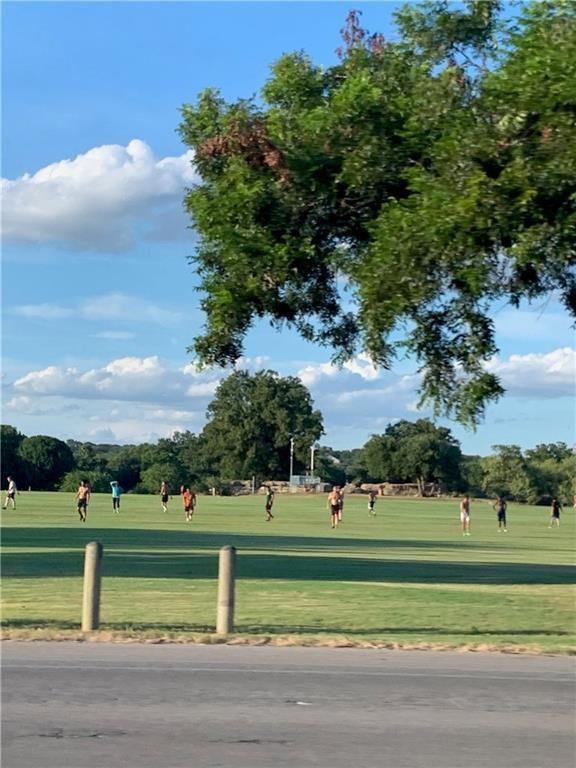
[182,486,195,522]
[549,496,562,528]
[110,480,122,514]
[76,480,91,522]
[337,487,345,523]
[264,486,275,521]
[3,476,18,510]
[328,486,341,529]
[460,495,471,536]
[367,490,377,517]
[493,496,507,532]
[160,480,170,513]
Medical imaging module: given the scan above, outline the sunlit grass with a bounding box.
[1,491,574,652]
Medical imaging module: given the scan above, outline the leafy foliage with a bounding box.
[362,419,463,492]
[2,420,573,503]
[0,425,25,479]
[59,469,113,494]
[199,370,324,482]
[17,435,75,490]
[179,1,576,425]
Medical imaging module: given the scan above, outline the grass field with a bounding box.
[1,491,574,653]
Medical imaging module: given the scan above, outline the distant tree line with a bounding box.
[2,373,574,504]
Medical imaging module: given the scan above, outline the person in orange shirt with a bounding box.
[182,486,196,522]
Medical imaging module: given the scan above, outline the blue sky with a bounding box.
[2,1,575,455]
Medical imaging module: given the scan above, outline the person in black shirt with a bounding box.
[549,497,562,528]
[367,490,377,517]
[493,496,508,532]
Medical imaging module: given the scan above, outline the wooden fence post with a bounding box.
[82,541,103,631]
[216,545,236,635]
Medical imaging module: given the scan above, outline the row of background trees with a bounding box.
[1,371,574,504]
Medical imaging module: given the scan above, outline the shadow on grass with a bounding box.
[1,618,571,637]
[1,527,488,552]
[2,547,574,585]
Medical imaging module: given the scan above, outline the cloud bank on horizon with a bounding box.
[3,348,574,445]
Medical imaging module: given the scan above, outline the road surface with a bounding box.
[2,642,574,768]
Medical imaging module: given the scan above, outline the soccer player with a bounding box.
[76,480,91,523]
[264,486,275,521]
[367,490,377,517]
[328,486,341,529]
[182,486,196,522]
[460,495,471,536]
[549,496,562,528]
[110,480,122,514]
[3,476,18,510]
[493,496,507,532]
[160,480,170,513]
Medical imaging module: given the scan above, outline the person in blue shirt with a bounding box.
[110,480,123,514]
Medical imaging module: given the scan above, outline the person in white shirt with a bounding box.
[3,476,18,510]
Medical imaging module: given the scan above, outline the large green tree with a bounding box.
[481,444,537,502]
[17,435,75,490]
[362,419,463,493]
[1,425,26,479]
[59,469,112,494]
[179,0,576,426]
[106,445,142,491]
[200,370,323,481]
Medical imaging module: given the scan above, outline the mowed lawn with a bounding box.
[1,491,574,653]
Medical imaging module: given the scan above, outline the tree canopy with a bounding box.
[2,420,573,503]
[199,370,324,482]
[362,418,463,493]
[179,0,576,426]
[17,435,75,490]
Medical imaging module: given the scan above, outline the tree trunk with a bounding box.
[416,477,425,497]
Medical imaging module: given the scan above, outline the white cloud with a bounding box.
[296,357,422,435]
[8,354,280,409]
[92,331,136,340]
[236,355,271,369]
[343,354,380,381]
[486,347,576,398]
[5,347,573,450]
[86,428,117,443]
[82,294,183,325]
[14,304,73,320]
[1,139,197,252]
[186,381,221,397]
[297,354,381,388]
[406,400,422,413]
[298,361,340,388]
[150,408,200,421]
[14,292,183,326]
[11,355,224,409]
[4,395,83,417]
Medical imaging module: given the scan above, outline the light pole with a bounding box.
[310,443,316,476]
[289,437,295,482]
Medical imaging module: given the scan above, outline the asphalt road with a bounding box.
[2,642,574,768]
